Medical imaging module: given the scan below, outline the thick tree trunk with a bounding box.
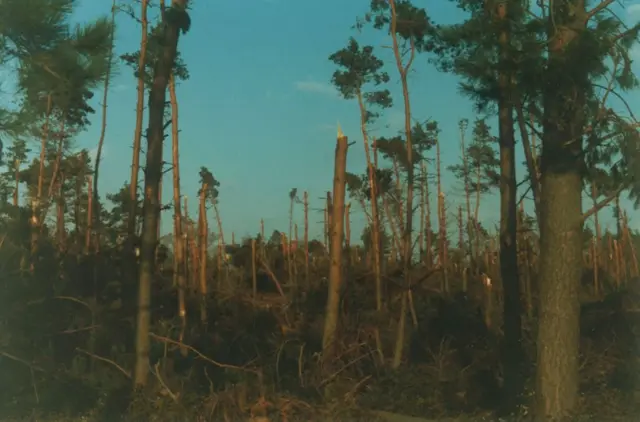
[134,0,187,388]
[322,129,349,369]
[535,3,585,417]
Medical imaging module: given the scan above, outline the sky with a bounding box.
[9,0,640,241]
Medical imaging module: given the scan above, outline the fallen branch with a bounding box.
[76,348,131,379]
[151,361,179,402]
[0,350,45,372]
[258,255,285,297]
[149,333,259,374]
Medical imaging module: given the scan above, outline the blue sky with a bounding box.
[34,1,640,240]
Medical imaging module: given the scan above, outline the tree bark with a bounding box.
[169,72,187,350]
[494,2,523,413]
[535,3,585,418]
[128,0,149,239]
[134,0,188,388]
[322,129,349,370]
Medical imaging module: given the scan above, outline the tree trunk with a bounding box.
[92,0,116,248]
[535,3,585,418]
[322,128,349,371]
[32,94,53,262]
[169,72,187,349]
[199,184,209,324]
[356,93,382,316]
[128,0,149,239]
[389,0,416,369]
[133,0,188,388]
[13,159,20,207]
[85,175,93,254]
[303,191,309,286]
[494,2,523,413]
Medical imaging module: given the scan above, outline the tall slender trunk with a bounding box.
[591,183,601,295]
[169,72,187,347]
[13,159,20,207]
[32,94,53,259]
[494,1,522,412]
[423,160,432,267]
[93,0,117,248]
[356,94,382,315]
[199,184,208,324]
[389,0,416,369]
[134,0,187,388]
[419,163,426,258]
[85,175,93,254]
[535,3,585,418]
[128,0,149,238]
[515,105,541,225]
[459,120,473,259]
[56,176,66,249]
[288,191,296,287]
[303,191,309,286]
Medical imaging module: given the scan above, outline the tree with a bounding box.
[322,127,349,390]
[9,1,112,262]
[119,0,190,239]
[531,2,639,418]
[329,37,391,358]
[134,0,191,388]
[434,1,531,410]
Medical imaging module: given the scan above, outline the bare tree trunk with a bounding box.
[169,72,187,350]
[389,0,416,369]
[303,191,309,286]
[322,128,349,374]
[128,0,149,238]
[459,119,473,259]
[13,159,20,207]
[92,0,117,248]
[356,95,383,317]
[85,175,93,254]
[134,0,188,388]
[199,184,208,324]
[56,176,66,249]
[423,160,432,267]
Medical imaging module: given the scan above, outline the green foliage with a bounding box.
[448,118,499,194]
[120,25,189,85]
[0,0,75,56]
[376,120,438,171]
[16,12,113,128]
[361,222,390,255]
[198,166,219,201]
[364,0,435,51]
[329,38,392,122]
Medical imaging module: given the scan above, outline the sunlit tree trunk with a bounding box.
[322,128,349,373]
[535,2,585,418]
[169,72,187,349]
[128,0,149,239]
[134,0,188,388]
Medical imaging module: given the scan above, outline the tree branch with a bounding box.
[587,0,615,20]
[582,185,624,222]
